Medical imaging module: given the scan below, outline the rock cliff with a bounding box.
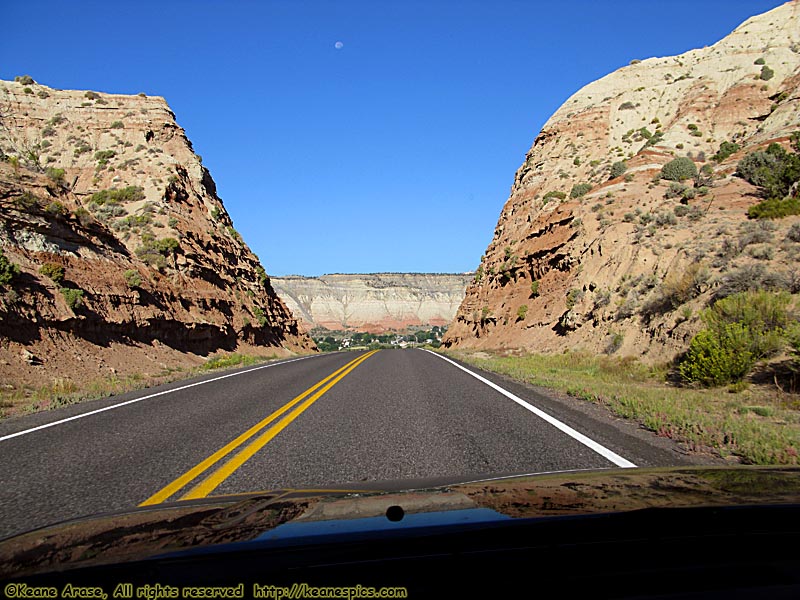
[271,273,472,332]
[444,1,800,362]
[0,79,315,392]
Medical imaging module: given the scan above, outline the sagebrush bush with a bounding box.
[661,157,697,181]
[786,223,800,242]
[654,263,708,311]
[665,182,687,199]
[715,264,788,299]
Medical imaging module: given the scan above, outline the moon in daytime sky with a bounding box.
[334,41,344,49]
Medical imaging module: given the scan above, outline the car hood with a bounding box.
[1,465,799,579]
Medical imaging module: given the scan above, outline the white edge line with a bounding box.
[423,350,637,469]
[0,354,323,443]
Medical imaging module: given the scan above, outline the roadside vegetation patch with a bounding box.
[445,350,799,465]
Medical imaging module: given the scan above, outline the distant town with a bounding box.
[310,326,447,352]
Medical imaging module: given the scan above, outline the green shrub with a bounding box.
[23,87,33,94]
[736,142,800,201]
[566,288,584,309]
[90,186,145,205]
[0,249,20,286]
[60,287,84,310]
[124,269,142,288]
[606,332,624,354]
[253,306,268,327]
[256,265,268,288]
[674,204,690,217]
[609,161,627,179]
[135,236,179,267]
[786,223,800,242]
[760,65,775,81]
[543,190,566,202]
[517,305,528,321]
[110,121,124,129]
[712,141,740,162]
[570,183,592,198]
[13,191,40,210]
[679,324,756,386]
[619,102,635,110]
[95,150,116,160]
[754,57,766,65]
[39,262,65,283]
[15,75,35,85]
[679,291,792,386]
[45,167,66,185]
[74,207,93,226]
[665,182,687,199]
[46,201,68,216]
[85,91,100,100]
[661,157,697,181]
[530,280,540,297]
[655,211,677,226]
[748,197,800,219]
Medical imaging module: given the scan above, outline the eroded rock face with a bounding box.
[444,1,800,362]
[0,80,315,390]
[272,273,472,332]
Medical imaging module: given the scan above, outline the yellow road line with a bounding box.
[140,351,377,506]
[181,350,376,500]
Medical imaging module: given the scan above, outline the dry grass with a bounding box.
[445,350,799,465]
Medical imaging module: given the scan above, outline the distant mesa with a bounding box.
[272,273,473,333]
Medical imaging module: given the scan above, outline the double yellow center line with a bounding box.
[140,350,378,506]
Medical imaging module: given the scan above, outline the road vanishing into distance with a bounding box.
[0,349,688,539]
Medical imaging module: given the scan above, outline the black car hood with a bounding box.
[1,465,799,580]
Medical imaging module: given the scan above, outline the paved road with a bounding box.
[0,349,686,539]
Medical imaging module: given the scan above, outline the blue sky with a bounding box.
[2,1,786,276]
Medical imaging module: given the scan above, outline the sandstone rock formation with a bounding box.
[0,79,315,393]
[272,273,472,332]
[444,1,800,362]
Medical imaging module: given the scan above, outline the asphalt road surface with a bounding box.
[0,349,688,539]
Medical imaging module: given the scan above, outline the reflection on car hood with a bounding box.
[1,466,799,579]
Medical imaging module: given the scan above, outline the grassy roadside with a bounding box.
[0,352,288,421]
[443,350,799,465]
